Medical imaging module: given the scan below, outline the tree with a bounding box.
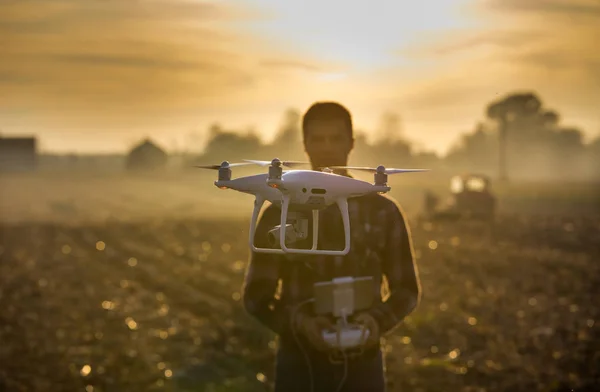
[197,123,266,164]
[272,108,301,146]
[270,108,304,160]
[445,122,498,175]
[586,136,600,180]
[486,92,543,181]
[446,91,589,180]
[377,111,403,142]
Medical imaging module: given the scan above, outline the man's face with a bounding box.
[303,118,354,169]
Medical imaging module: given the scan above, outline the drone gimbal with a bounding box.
[250,193,351,256]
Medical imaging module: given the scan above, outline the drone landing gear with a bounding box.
[249,194,351,256]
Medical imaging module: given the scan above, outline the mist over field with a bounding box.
[2,123,599,391]
[3,91,599,227]
[1,172,599,392]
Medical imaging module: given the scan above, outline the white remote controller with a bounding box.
[322,327,370,349]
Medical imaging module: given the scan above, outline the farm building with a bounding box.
[0,136,38,172]
[125,138,168,171]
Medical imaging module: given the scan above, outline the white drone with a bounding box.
[196,158,428,256]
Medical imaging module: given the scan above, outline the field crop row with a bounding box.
[1,214,598,391]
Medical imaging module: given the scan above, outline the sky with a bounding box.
[1,0,599,155]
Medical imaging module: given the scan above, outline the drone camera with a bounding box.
[267,217,309,248]
[267,224,297,246]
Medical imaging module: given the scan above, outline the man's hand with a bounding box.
[295,314,335,352]
[354,312,380,348]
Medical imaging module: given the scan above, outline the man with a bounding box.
[242,102,421,392]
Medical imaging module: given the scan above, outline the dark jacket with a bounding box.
[242,193,421,391]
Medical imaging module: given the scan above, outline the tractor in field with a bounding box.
[423,173,496,221]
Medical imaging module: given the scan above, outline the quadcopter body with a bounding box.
[197,158,427,256]
[265,169,390,211]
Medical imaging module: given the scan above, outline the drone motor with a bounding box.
[218,161,232,181]
[268,158,283,180]
[374,165,387,186]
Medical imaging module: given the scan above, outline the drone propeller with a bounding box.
[328,165,429,175]
[194,161,254,170]
[242,159,309,168]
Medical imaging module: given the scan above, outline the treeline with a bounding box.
[190,92,600,181]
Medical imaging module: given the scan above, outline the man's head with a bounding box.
[302,101,354,171]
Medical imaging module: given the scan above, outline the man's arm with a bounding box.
[241,206,293,336]
[368,199,421,335]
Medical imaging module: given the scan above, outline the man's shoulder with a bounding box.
[258,202,282,223]
[356,193,404,216]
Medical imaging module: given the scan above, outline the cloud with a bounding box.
[2,0,598,154]
[403,29,546,58]
[330,0,596,154]
[385,0,600,134]
[259,60,323,73]
[0,0,334,134]
[484,0,600,18]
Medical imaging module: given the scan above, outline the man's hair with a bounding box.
[302,101,353,139]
